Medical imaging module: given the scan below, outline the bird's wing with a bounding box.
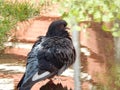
[37,37,76,75]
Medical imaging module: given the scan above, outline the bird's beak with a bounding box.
[65,27,70,30]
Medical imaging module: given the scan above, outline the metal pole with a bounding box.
[72,30,81,90]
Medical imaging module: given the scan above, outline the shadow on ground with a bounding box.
[40,81,72,90]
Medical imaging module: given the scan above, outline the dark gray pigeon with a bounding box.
[17,20,76,90]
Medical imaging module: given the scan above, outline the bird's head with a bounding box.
[46,20,70,38]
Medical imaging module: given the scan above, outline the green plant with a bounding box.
[0,0,41,21]
[0,0,41,50]
[94,63,120,90]
[109,64,120,89]
[58,0,120,37]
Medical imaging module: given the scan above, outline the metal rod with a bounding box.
[72,30,81,90]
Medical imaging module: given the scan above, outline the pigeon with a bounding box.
[17,20,76,90]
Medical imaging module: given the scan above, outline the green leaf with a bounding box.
[112,30,120,37]
[102,24,110,31]
[93,11,102,22]
[102,14,111,22]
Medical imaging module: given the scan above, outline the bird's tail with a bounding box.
[17,74,25,89]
